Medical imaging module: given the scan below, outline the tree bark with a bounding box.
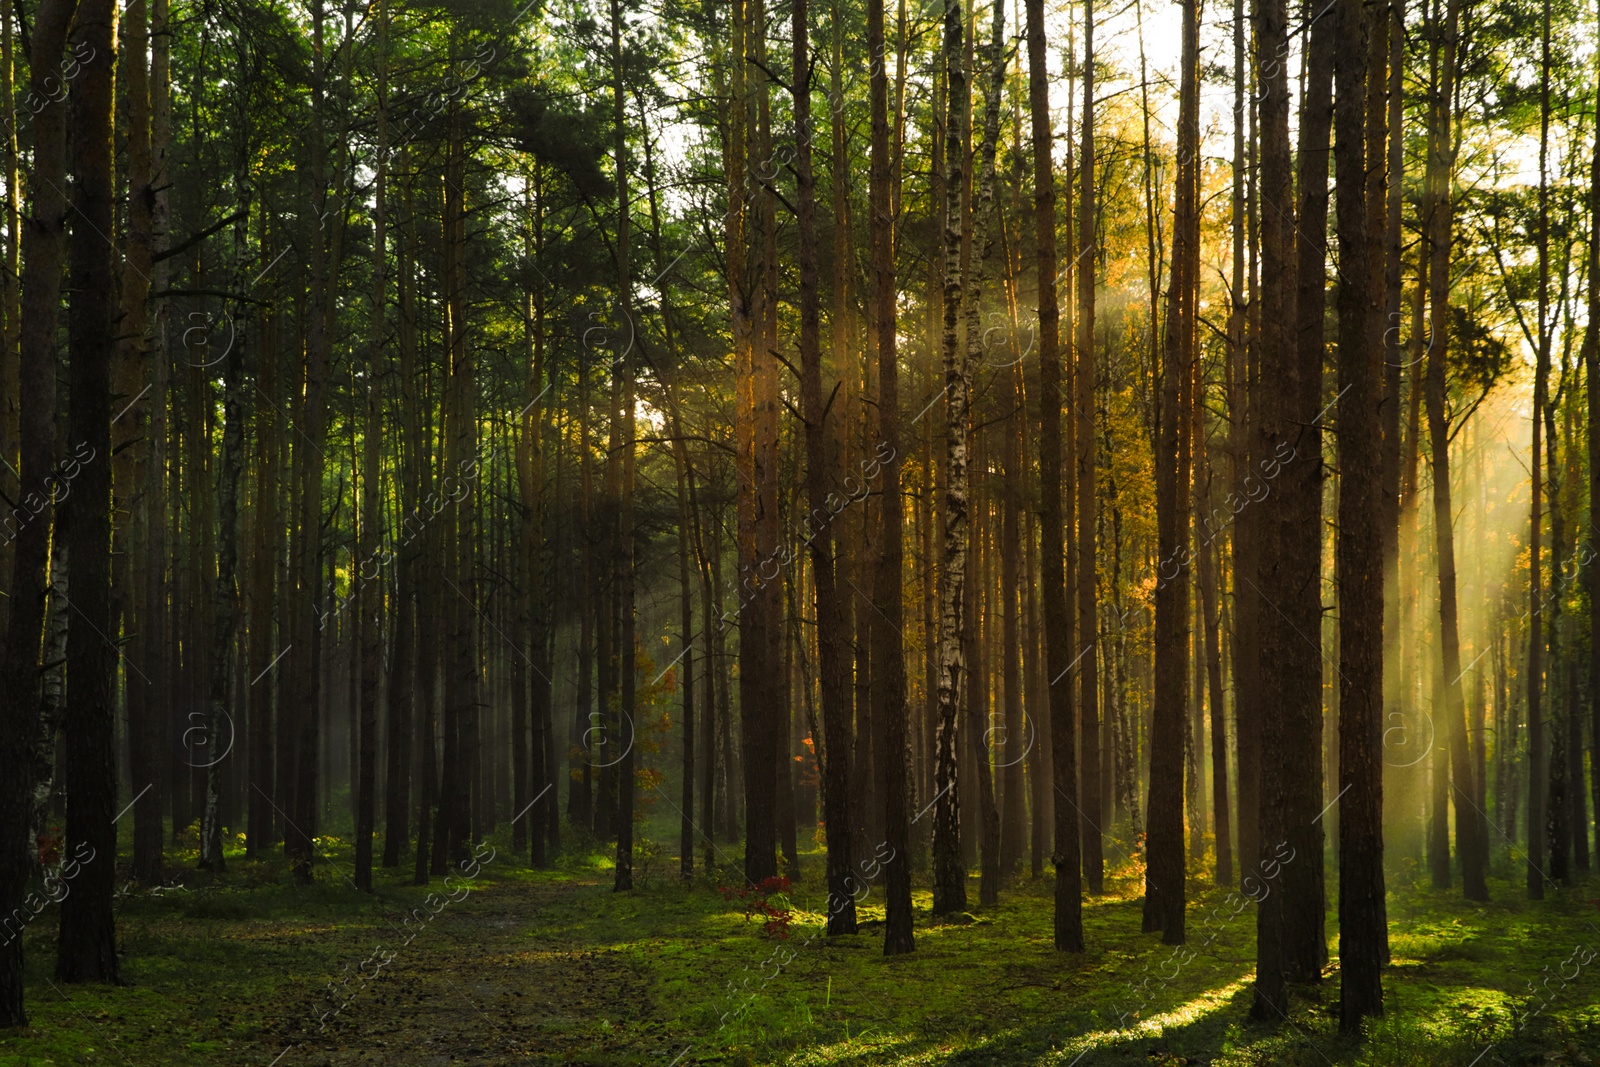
[610,0,637,890]
[800,0,855,930]
[290,0,334,884]
[1147,0,1197,947]
[1526,0,1550,901]
[1249,0,1300,1015]
[931,0,971,918]
[56,0,119,982]
[1584,11,1600,874]
[355,6,388,890]
[1420,0,1487,902]
[1076,0,1104,897]
[1334,0,1388,1026]
[1028,0,1082,950]
[866,0,912,954]
[0,0,80,1019]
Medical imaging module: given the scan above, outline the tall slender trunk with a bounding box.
[438,92,476,869]
[1334,0,1388,1026]
[1000,348,1026,879]
[518,161,553,866]
[1224,0,1248,894]
[867,0,911,953]
[247,209,280,862]
[1527,0,1551,900]
[1249,0,1299,1014]
[1029,0,1082,950]
[964,0,1006,910]
[1197,435,1230,887]
[1076,0,1103,896]
[1276,0,1336,982]
[0,0,16,603]
[1585,6,1600,872]
[1233,0,1263,885]
[930,0,972,918]
[0,0,80,1019]
[355,7,387,890]
[56,0,118,982]
[128,0,169,881]
[1374,0,1402,964]
[801,0,854,931]
[610,0,637,890]
[115,0,154,881]
[385,160,418,868]
[290,0,334,884]
[1419,0,1486,902]
[1148,0,1198,947]
[200,264,246,874]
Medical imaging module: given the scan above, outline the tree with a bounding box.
[56,0,119,983]
[1029,0,1083,951]
[1146,0,1197,947]
[354,0,389,892]
[0,0,80,1021]
[1076,0,1103,898]
[1421,0,1489,903]
[966,0,1006,910]
[1249,0,1300,1014]
[289,0,336,886]
[869,0,913,955]
[930,0,971,919]
[1334,0,1388,1026]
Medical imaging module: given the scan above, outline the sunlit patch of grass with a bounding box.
[7,814,1600,1066]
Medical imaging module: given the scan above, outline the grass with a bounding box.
[3,813,1600,1066]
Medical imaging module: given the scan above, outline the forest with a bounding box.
[0,0,1598,1059]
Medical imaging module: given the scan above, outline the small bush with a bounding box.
[718,875,794,939]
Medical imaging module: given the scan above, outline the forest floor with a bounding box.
[5,812,1600,1067]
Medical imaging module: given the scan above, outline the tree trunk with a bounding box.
[0,0,16,618]
[438,94,476,870]
[1584,14,1600,873]
[1420,0,1486,903]
[1278,0,1335,981]
[384,158,419,869]
[1028,0,1082,950]
[1076,0,1103,897]
[246,205,280,862]
[868,0,911,950]
[355,8,387,890]
[290,0,334,884]
[1224,0,1249,895]
[0,0,79,1017]
[1249,0,1299,1014]
[56,0,119,982]
[1526,0,1550,901]
[1197,443,1230,887]
[610,0,637,891]
[116,0,155,879]
[930,0,971,919]
[1000,366,1026,881]
[1147,0,1197,948]
[574,351,595,830]
[1334,0,1388,1026]
[795,0,854,913]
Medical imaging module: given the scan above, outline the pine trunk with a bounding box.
[1334,0,1388,1025]
[56,0,119,981]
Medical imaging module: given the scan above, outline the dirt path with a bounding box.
[253,877,677,1067]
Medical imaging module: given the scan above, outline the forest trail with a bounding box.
[251,875,671,1067]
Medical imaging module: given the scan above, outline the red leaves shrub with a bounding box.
[717,875,794,939]
[36,830,63,867]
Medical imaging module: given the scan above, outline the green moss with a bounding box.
[4,827,1599,1065]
